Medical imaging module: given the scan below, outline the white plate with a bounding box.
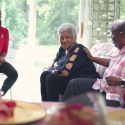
[108,109,125,125]
[0,100,46,124]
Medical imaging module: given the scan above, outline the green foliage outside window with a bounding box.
[0,0,125,49]
[0,0,79,49]
[0,0,29,49]
[120,0,125,18]
[36,0,79,45]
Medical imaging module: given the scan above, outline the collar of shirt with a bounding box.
[115,46,125,56]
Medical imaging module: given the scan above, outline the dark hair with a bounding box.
[113,18,125,33]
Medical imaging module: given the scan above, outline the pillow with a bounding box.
[90,48,98,55]
[94,56,110,78]
[94,63,107,78]
[93,48,118,78]
[105,47,118,57]
[92,50,107,58]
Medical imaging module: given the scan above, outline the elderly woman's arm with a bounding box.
[49,46,64,72]
[56,44,94,76]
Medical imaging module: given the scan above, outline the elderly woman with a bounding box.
[40,23,101,101]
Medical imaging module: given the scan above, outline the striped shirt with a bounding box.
[93,46,125,106]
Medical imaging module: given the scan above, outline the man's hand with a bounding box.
[0,90,4,96]
[84,48,93,60]
[105,76,121,86]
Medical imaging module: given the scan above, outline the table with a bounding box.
[22,102,63,125]
[22,102,123,125]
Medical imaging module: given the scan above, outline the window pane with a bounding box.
[0,0,29,63]
[120,0,125,18]
[0,0,79,101]
[36,0,79,69]
[0,0,32,101]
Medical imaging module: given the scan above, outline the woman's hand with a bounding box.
[0,90,4,97]
[84,48,93,60]
[0,56,4,66]
[52,70,63,76]
[105,76,121,86]
[52,70,58,74]
[53,62,58,69]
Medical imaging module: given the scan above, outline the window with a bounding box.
[1,0,79,102]
[35,0,79,69]
[120,0,125,18]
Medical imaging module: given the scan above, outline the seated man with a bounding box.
[0,11,18,95]
[63,18,125,107]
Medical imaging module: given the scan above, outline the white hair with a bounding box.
[58,23,77,38]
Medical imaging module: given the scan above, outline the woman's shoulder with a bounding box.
[72,43,86,52]
[74,43,85,48]
[58,46,65,52]
[68,43,86,55]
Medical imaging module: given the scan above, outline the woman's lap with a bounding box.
[46,73,72,94]
[0,61,18,76]
[0,61,18,95]
[40,71,76,101]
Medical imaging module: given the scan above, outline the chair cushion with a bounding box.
[91,43,115,53]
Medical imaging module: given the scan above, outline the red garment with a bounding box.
[0,94,16,121]
[93,47,125,106]
[0,26,9,55]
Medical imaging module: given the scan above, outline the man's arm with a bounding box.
[84,48,110,67]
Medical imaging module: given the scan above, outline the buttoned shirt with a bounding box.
[93,46,125,106]
[0,26,9,56]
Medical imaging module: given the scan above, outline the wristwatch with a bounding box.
[121,79,125,87]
